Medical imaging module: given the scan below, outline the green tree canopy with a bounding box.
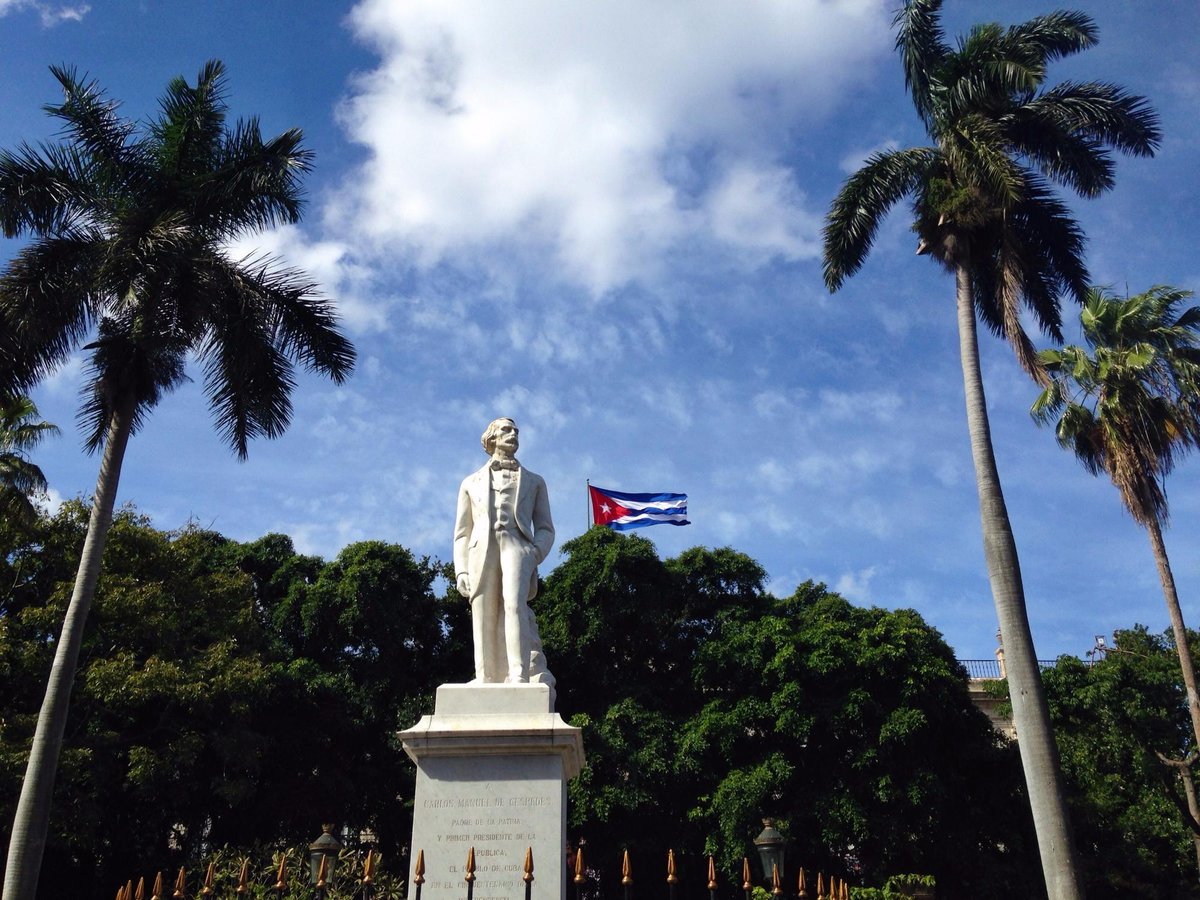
[537,527,1038,898]
[1040,627,1200,898]
[0,503,464,898]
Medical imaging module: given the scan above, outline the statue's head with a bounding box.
[481,417,519,456]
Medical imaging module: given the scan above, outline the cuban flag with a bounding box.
[589,484,690,531]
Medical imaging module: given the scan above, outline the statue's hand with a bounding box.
[456,572,471,598]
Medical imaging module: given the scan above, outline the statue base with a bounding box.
[399,684,584,900]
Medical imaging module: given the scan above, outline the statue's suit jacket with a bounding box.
[454,463,555,600]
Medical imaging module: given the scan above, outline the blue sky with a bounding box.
[2,0,1198,661]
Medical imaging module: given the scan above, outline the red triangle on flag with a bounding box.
[590,485,630,525]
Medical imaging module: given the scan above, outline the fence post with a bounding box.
[413,850,426,900]
[573,847,585,900]
[273,854,288,899]
[464,847,476,900]
[234,859,249,897]
[362,849,377,900]
[523,847,534,900]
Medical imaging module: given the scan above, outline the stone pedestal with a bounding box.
[399,684,584,900]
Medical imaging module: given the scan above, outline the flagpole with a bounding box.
[586,479,591,531]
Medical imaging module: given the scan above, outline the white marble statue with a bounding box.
[453,418,556,689]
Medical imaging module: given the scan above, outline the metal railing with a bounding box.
[959,659,1056,679]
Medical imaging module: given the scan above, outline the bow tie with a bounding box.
[490,458,519,471]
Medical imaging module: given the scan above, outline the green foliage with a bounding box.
[1034,285,1200,528]
[850,872,936,900]
[1036,628,1200,898]
[0,503,468,898]
[538,528,1038,898]
[0,395,57,527]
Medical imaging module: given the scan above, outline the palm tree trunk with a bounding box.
[1146,515,1200,879]
[955,266,1084,900]
[1146,517,1200,754]
[3,397,135,900]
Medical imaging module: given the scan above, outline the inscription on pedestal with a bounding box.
[410,760,566,900]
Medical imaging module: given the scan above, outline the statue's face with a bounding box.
[492,419,519,456]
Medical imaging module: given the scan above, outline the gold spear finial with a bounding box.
[741,857,752,892]
[172,867,187,899]
[523,847,535,884]
[771,863,783,897]
[414,849,426,886]
[465,847,477,884]
[798,867,807,899]
[363,849,376,885]
[274,854,287,890]
[135,877,146,900]
[667,849,678,884]
[124,881,134,900]
[200,862,215,897]
[816,872,824,900]
[316,854,329,889]
[236,859,250,895]
[151,871,164,900]
[574,847,585,885]
[621,849,633,885]
[706,856,717,891]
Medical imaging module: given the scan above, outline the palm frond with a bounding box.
[0,395,60,452]
[153,59,228,179]
[1006,173,1089,309]
[893,0,949,127]
[195,123,312,235]
[994,225,1049,385]
[949,22,1042,102]
[822,147,937,290]
[1004,101,1114,197]
[217,253,356,381]
[46,64,140,182]
[1023,81,1161,158]
[0,394,55,526]
[940,115,1024,207]
[198,306,297,460]
[76,316,190,452]
[0,234,105,395]
[1003,11,1097,65]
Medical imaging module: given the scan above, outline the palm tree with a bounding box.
[822,3,1159,897]
[0,395,58,526]
[1033,285,1200,754]
[0,62,355,899]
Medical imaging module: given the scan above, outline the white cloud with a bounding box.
[334,0,891,293]
[0,0,88,25]
[834,565,877,603]
[704,163,822,263]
